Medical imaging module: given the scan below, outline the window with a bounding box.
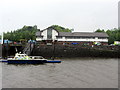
[98,37,107,39]
[56,36,62,39]
[65,36,95,39]
[47,30,52,39]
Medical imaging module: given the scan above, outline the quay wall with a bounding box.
[1,44,23,58]
[32,43,120,58]
[1,43,120,58]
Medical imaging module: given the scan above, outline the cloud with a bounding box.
[0,0,119,33]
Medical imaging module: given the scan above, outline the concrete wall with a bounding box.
[41,29,47,40]
[52,30,59,40]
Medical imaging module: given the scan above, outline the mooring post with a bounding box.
[29,39,31,56]
[53,40,55,60]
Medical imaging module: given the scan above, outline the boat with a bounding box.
[1,53,61,64]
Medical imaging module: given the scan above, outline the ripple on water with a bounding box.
[2,58,118,88]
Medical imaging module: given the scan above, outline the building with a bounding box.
[36,28,109,45]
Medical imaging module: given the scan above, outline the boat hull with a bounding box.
[7,60,47,64]
[7,60,61,64]
[46,60,61,63]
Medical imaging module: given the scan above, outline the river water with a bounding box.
[2,58,118,88]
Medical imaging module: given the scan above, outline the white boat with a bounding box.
[6,53,61,64]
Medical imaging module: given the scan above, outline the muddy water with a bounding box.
[2,58,118,88]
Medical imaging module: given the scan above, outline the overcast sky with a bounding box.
[0,0,119,33]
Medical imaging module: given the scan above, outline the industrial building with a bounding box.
[36,28,109,45]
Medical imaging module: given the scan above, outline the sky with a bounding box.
[0,0,119,33]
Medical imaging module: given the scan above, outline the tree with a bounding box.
[4,25,38,42]
[48,25,72,32]
[3,25,72,42]
[95,29,105,32]
[95,28,120,44]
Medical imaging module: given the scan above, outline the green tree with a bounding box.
[95,28,120,44]
[48,25,72,32]
[3,25,72,42]
[95,29,105,32]
[4,25,38,42]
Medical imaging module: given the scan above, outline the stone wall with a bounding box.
[32,43,120,58]
[1,43,120,58]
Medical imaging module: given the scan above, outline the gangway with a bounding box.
[23,43,34,55]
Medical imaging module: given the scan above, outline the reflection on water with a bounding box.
[2,58,118,88]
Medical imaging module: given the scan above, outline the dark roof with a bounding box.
[36,30,109,38]
[59,32,109,37]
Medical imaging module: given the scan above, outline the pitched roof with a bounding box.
[36,30,109,38]
[59,32,109,37]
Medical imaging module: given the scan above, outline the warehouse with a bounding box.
[36,28,109,45]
